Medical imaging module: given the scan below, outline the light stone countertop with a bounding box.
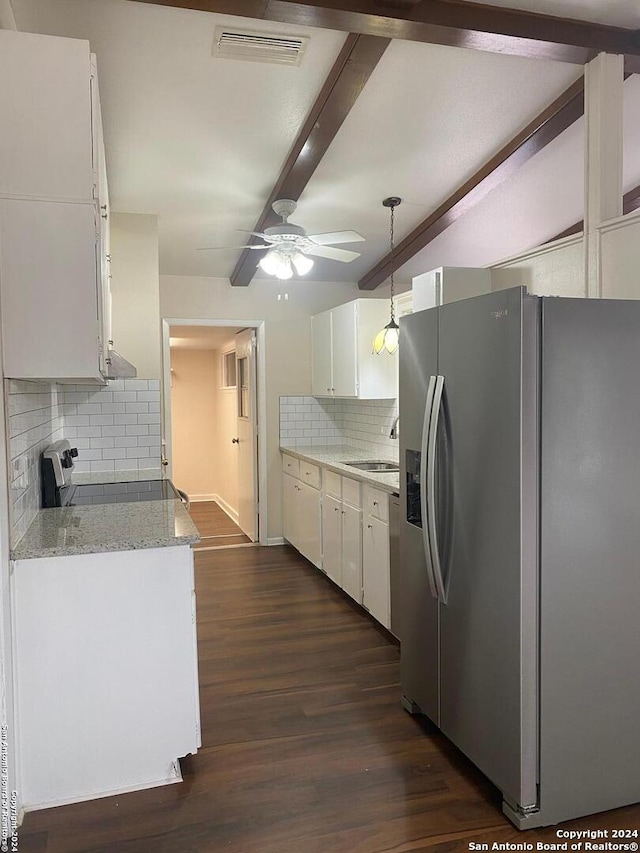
[280,445,400,496]
[12,470,200,561]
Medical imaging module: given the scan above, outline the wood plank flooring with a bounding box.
[18,546,640,852]
[189,500,251,549]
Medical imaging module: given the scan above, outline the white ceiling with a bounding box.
[10,0,640,287]
[169,324,242,350]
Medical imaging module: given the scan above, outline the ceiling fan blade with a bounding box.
[306,245,361,262]
[307,230,365,245]
[197,244,268,251]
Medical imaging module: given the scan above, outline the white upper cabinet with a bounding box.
[311,310,333,397]
[0,31,111,382]
[0,199,104,382]
[311,299,397,399]
[0,31,94,201]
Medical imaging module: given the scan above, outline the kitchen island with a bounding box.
[11,470,201,815]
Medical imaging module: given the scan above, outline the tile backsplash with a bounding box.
[6,380,64,546]
[280,396,399,459]
[6,378,161,547]
[60,380,161,475]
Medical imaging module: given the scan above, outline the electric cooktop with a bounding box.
[69,479,180,507]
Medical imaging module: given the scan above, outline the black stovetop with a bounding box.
[69,479,179,507]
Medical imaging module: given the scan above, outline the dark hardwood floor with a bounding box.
[189,500,252,549]
[18,546,640,852]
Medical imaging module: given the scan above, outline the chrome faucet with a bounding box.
[390,415,399,439]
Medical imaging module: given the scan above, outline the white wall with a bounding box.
[490,234,586,297]
[600,212,640,299]
[110,213,161,380]
[160,275,381,541]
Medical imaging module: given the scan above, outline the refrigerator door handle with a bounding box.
[428,375,447,603]
[420,376,438,599]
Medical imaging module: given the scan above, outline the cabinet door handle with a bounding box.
[334,507,339,512]
[367,524,372,529]
[341,510,346,515]
[232,438,239,444]
[373,500,378,506]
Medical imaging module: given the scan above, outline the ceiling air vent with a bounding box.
[212,26,309,66]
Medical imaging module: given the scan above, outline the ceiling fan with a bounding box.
[198,199,365,279]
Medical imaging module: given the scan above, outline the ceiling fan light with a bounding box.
[258,250,280,276]
[274,253,293,280]
[373,319,399,355]
[291,251,314,275]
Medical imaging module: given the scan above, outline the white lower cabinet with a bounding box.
[282,455,392,629]
[297,480,322,568]
[12,545,200,810]
[363,514,391,629]
[282,466,321,569]
[341,502,363,604]
[322,493,343,586]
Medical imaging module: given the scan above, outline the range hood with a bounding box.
[105,347,137,380]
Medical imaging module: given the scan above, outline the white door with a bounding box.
[235,329,258,541]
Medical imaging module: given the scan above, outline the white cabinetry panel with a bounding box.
[342,502,363,604]
[331,301,358,397]
[13,546,200,809]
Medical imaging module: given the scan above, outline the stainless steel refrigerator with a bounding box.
[399,286,640,829]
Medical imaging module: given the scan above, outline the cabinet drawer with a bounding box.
[282,454,299,478]
[323,469,341,499]
[363,485,388,522]
[341,476,361,508]
[300,461,320,489]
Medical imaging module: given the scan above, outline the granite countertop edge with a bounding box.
[280,445,400,496]
[11,470,200,561]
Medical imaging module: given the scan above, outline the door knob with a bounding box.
[232,438,239,444]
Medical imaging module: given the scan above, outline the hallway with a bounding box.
[18,546,640,852]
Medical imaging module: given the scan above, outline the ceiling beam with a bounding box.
[546,183,640,243]
[229,31,389,286]
[358,75,585,290]
[134,0,640,71]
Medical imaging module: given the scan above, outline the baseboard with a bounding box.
[212,494,240,526]
[268,537,286,546]
[189,494,218,503]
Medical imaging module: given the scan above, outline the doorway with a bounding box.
[161,319,267,548]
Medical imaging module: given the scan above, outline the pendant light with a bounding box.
[373,197,401,355]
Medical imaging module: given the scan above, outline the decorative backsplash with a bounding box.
[6,378,161,547]
[6,380,64,546]
[279,396,399,459]
[59,380,161,474]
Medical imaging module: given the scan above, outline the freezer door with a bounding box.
[538,297,640,825]
[399,308,440,723]
[437,288,538,810]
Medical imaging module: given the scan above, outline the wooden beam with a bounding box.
[358,75,585,290]
[134,0,640,71]
[229,32,389,286]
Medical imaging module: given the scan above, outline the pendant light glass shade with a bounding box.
[373,197,402,355]
[291,251,314,275]
[373,319,399,354]
[258,251,280,276]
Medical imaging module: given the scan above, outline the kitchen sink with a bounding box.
[345,461,400,473]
